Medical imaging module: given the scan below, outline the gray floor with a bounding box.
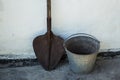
[0,58,120,80]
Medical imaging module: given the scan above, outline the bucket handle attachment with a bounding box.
[64,33,100,43]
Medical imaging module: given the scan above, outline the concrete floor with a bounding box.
[0,57,120,80]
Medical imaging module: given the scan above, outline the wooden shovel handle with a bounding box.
[47,0,52,69]
[47,0,51,32]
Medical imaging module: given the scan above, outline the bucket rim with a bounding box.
[63,33,100,55]
[64,33,100,43]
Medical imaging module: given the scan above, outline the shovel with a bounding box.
[33,0,65,70]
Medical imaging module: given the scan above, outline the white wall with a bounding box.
[0,0,120,58]
[0,0,47,58]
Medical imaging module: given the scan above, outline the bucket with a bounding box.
[64,33,100,74]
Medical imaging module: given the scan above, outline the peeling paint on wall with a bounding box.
[0,0,3,11]
[0,0,3,22]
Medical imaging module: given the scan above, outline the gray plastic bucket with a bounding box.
[64,33,100,74]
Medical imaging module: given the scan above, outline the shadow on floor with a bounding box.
[0,57,120,80]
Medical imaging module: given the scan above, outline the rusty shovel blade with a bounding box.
[33,32,65,70]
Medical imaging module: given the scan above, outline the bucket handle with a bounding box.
[64,33,100,43]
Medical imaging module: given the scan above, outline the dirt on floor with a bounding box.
[0,57,120,80]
